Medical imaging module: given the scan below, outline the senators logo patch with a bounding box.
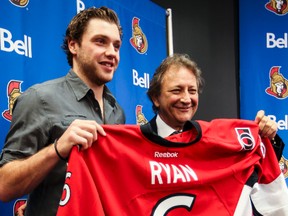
[13,199,27,216]
[235,128,256,151]
[135,105,148,125]
[9,0,29,7]
[279,156,288,179]
[2,80,23,122]
[130,17,148,54]
[265,66,288,99]
[265,0,288,15]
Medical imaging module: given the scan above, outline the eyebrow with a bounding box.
[93,34,121,43]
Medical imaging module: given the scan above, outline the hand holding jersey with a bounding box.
[57,120,288,216]
[255,110,278,139]
[55,119,106,160]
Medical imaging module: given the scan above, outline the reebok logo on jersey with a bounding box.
[154,151,178,158]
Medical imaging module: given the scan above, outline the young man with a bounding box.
[0,7,125,215]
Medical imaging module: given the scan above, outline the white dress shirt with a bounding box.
[156,115,176,138]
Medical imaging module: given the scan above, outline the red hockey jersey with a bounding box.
[57,119,288,216]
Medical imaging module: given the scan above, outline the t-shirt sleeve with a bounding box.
[0,87,50,166]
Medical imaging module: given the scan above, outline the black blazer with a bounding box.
[148,115,158,134]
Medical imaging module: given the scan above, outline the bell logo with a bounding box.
[266,33,288,48]
[133,69,150,88]
[268,114,288,130]
[0,28,32,58]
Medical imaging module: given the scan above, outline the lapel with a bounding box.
[148,115,158,134]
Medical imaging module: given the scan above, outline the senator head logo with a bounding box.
[2,80,23,121]
[130,17,148,54]
[13,199,27,216]
[135,105,148,125]
[265,0,288,15]
[9,0,29,7]
[279,156,288,179]
[265,66,288,99]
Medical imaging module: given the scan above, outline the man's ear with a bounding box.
[68,40,77,54]
[151,96,160,108]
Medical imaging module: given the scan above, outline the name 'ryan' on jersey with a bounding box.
[56,119,288,216]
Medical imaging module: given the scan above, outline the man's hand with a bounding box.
[55,120,106,159]
[255,110,278,139]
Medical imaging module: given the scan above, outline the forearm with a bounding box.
[0,119,103,202]
[0,143,59,202]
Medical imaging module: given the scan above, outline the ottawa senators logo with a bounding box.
[130,17,148,54]
[265,0,288,15]
[2,80,23,122]
[13,199,27,215]
[9,0,29,7]
[279,156,288,179]
[265,66,288,99]
[235,128,256,151]
[135,105,148,125]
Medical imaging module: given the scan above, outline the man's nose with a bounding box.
[180,91,191,103]
[105,44,117,57]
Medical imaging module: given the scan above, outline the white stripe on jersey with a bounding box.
[234,185,253,216]
[251,174,288,216]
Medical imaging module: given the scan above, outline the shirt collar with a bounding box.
[66,69,90,101]
[66,70,116,107]
[156,114,176,138]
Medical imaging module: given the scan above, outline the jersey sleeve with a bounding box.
[251,137,288,215]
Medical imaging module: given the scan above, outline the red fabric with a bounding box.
[57,119,282,216]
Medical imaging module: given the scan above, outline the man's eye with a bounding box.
[189,89,197,94]
[114,43,121,50]
[96,38,105,44]
[171,89,181,94]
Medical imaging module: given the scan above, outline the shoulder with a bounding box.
[197,118,259,141]
[29,76,66,95]
[13,76,67,111]
[19,75,68,100]
[197,118,257,129]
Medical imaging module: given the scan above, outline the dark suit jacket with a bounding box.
[148,115,158,134]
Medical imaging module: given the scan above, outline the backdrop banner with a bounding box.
[239,0,288,185]
[0,0,166,214]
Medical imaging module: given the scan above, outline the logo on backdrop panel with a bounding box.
[0,27,33,58]
[279,156,288,178]
[2,80,23,122]
[265,66,288,99]
[135,105,148,125]
[265,0,288,15]
[130,17,148,54]
[9,0,29,7]
[13,199,27,216]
